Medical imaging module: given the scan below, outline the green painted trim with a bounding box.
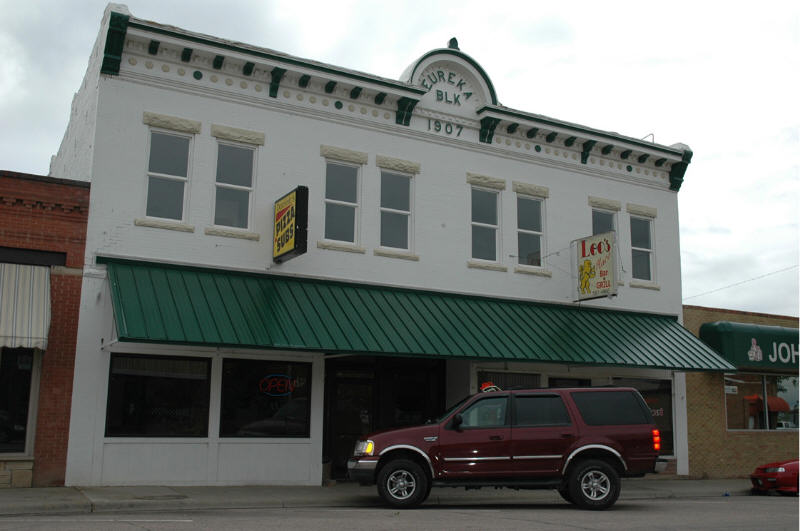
[269,67,286,98]
[126,21,426,95]
[506,123,519,134]
[669,148,693,191]
[395,97,418,126]
[148,40,160,55]
[475,105,685,157]
[581,140,597,164]
[324,81,337,94]
[535,145,541,152]
[545,132,557,143]
[620,150,632,159]
[298,74,310,87]
[601,144,613,155]
[181,48,192,62]
[101,12,130,75]
[334,100,343,109]
[637,153,649,164]
[350,86,362,99]
[655,158,666,167]
[405,48,498,105]
[212,55,224,69]
[193,70,202,80]
[479,116,500,144]
[375,92,386,105]
[526,127,538,139]
[243,62,255,76]
[564,136,576,147]
[626,165,632,172]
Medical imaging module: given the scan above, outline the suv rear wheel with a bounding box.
[377,459,429,508]
[568,459,620,510]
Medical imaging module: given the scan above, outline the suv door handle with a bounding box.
[560,433,572,438]
[489,435,504,441]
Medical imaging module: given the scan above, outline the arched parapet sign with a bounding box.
[400,39,498,127]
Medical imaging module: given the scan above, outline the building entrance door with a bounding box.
[324,357,445,479]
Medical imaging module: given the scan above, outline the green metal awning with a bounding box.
[700,321,798,371]
[102,259,735,371]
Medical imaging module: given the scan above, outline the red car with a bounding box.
[750,459,799,495]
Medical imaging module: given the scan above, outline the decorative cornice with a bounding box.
[376,155,421,175]
[320,145,368,165]
[101,11,130,75]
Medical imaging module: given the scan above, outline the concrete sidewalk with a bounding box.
[0,477,754,517]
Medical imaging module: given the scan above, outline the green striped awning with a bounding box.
[102,259,735,371]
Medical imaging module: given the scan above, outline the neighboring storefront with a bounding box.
[0,170,89,487]
[683,306,799,478]
[51,5,732,486]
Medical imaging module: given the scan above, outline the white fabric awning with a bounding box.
[0,263,51,350]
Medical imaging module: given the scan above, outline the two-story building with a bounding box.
[51,4,733,486]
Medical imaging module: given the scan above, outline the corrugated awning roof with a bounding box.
[102,259,735,371]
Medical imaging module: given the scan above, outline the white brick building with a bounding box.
[52,4,731,486]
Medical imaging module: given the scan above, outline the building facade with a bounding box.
[683,305,798,478]
[52,5,732,486]
[0,170,89,487]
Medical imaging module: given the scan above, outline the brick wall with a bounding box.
[683,306,799,478]
[0,170,89,487]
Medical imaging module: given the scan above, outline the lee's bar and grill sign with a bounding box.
[573,231,617,301]
[273,186,308,263]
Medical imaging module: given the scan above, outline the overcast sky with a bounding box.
[1,0,797,317]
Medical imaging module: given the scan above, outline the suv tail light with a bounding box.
[652,429,661,452]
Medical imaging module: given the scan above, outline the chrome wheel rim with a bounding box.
[387,469,416,500]
[580,470,611,501]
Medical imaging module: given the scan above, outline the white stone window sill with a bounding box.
[204,226,260,241]
[316,240,366,254]
[514,265,553,277]
[134,218,195,232]
[467,260,508,272]
[629,279,661,291]
[374,248,419,261]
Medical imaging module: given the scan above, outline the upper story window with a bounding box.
[630,216,654,280]
[517,195,544,267]
[380,171,412,250]
[592,209,615,235]
[471,187,499,261]
[214,143,254,229]
[324,162,360,243]
[146,131,191,221]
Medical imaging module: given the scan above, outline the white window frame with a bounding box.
[592,208,617,236]
[323,160,361,245]
[516,194,545,267]
[378,170,413,251]
[470,186,501,263]
[630,215,655,281]
[145,129,193,222]
[212,141,256,230]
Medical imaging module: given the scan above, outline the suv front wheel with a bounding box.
[567,459,620,510]
[377,459,429,508]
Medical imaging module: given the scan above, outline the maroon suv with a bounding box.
[348,387,663,509]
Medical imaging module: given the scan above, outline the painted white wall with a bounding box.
[62,17,690,485]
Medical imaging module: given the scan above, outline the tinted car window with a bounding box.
[570,390,651,425]
[459,396,508,428]
[514,395,571,426]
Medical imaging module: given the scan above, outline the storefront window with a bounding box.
[725,373,799,430]
[0,348,34,453]
[220,359,311,438]
[613,378,673,455]
[105,354,211,437]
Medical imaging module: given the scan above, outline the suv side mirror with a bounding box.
[452,413,463,431]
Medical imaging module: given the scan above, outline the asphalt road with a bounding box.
[0,495,796,530]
